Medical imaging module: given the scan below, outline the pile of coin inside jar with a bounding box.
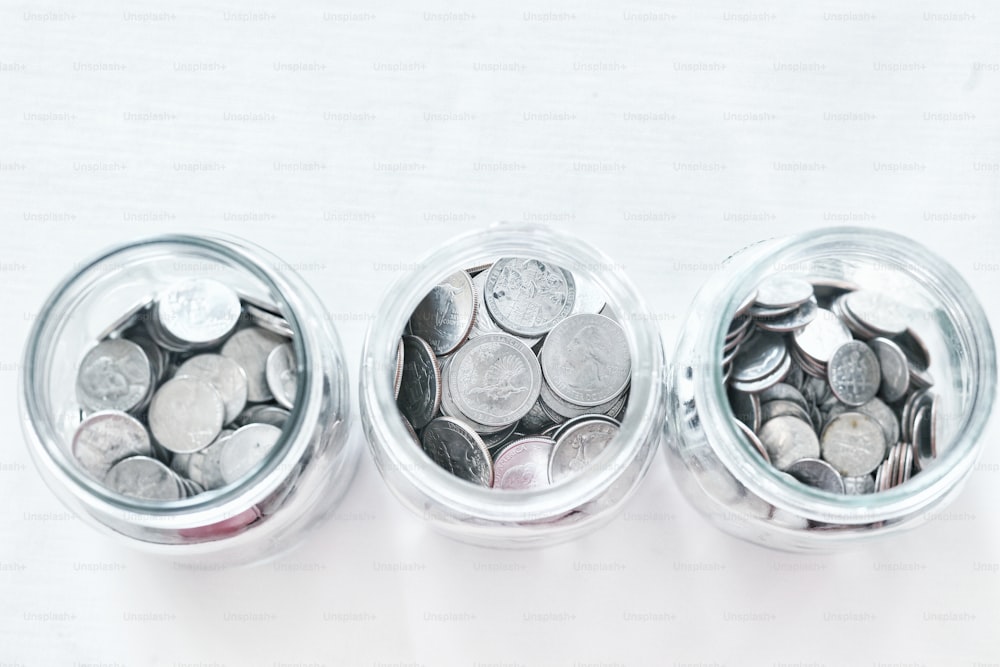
[72,278,298,500]
[394,257,631,489]
[724,274,938,495]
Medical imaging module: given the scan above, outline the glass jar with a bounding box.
[359,223,665,548]
[664,227,996,551]
[19,234,358,566]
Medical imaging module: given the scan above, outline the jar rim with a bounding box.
[697,226,997,523]
[19,233,323,525]
[360,222,665,522]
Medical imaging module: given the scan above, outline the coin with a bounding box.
[484,257,576,337]
[393,340,405,399]
[730,331,787,383]
[540,314,630,407]
[754,274,814,309]
[843,474,875,495]
[96,296,155,341]
[148,377,226,454]
[827,340,881,407]
[408,270,477,356]
[396,335,441,430]
[792,308,852,365]
[755,297,818,333]
[868,337,909,403]
[185,430,233,489]
[733,418,770,464]
[841,290,908,337]
[493,436,555,490]
[451,333,541,427]
[156,278,242,346]
[420,417,493,486]
[234,404,290,429]
[221,326,287,402]
[548,418,619,483]
[570,272,607,315]
[265,343,298,410]
[758,416,820,471]
[729,353,792,394]
[76,339,153,414]
[243,303,294,338]
[219,423,283,485]
[72,411,153,480]
[821,412,886,476]
[105,456,184,500]
[176,354,249,424]
[759,383,809,411]
[761,400,813,429]
[785,458,845,493]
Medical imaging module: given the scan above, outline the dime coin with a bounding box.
[785,458,846,493]
[221,326,288,402]
[105,456,184,501]
[72,411,153,480]
[540,313,630,407]
[156,278,242,346]
[868,337,909,403]
[76,339,153,414]
[548,418,619,483]
[843,474,875,495]
[758,416,820,471]
[493,436,555,490]
[821,412,886,477]
[408,270,477,356]
[792,308,852,365]
[148,377,226,454]
[451,333,541,427]
[420,417,493,486]
[755,297,818,333]
[176,354,249,424]
[754,274,814,309]
[396,335,441,430]
[484,257,576,337]
[730,331,787,383]
[393,339,405,399]
[265,343,298,410]
[827,340,881,407]
[842,290,908,337]
[219,423,283,485]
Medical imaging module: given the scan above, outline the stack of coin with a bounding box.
[395,257,631,490]
[72,278,299,501]
[724,274,938,495]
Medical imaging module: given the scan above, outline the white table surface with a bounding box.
[2,1,999,665]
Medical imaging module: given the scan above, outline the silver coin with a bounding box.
[757,415,820,471]
[396,335,441,430]
[72,411,153,480]
[420,417,493,486]
[157,278,242,346]
[842,290,909,336]
[451,333,541,427]
[821,412,886,477]
[868,337,909,403]
[827,340,881,407]
[570,272,607,315]
[234,404,290,429]
[176,354,249,424]
[219,423,283,485]
[409,270,477,356]
[754,274,814,309]
[148,377,226,454]
[185,429,233,489]
[755,297,818,333]
[76,339,153,414]
[540,313,630,407]
[843,474,875,495]
[493,436,555,490]
[810,279,860,309]
[549,418,619,483]
[128,333,169,383]
[785,458,846,493]
[220,326,287,402]
[479,421,520,450]
[760,400,813,428]
[519,397,555,433]
[265,343,298,410]
[105,456,183,501]
[393,339,405,400]
[730,330,787,383]
[729,352,792,394]
[792,308,852,365]
[243,303,294,339]
[759,383,809,411]
[484,257,576,337]
[733,418,770,464]
[538,377,620,421]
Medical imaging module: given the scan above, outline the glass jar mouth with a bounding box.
[20,234,318,521]
[360,222,665,522]
[699,226,997,523]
